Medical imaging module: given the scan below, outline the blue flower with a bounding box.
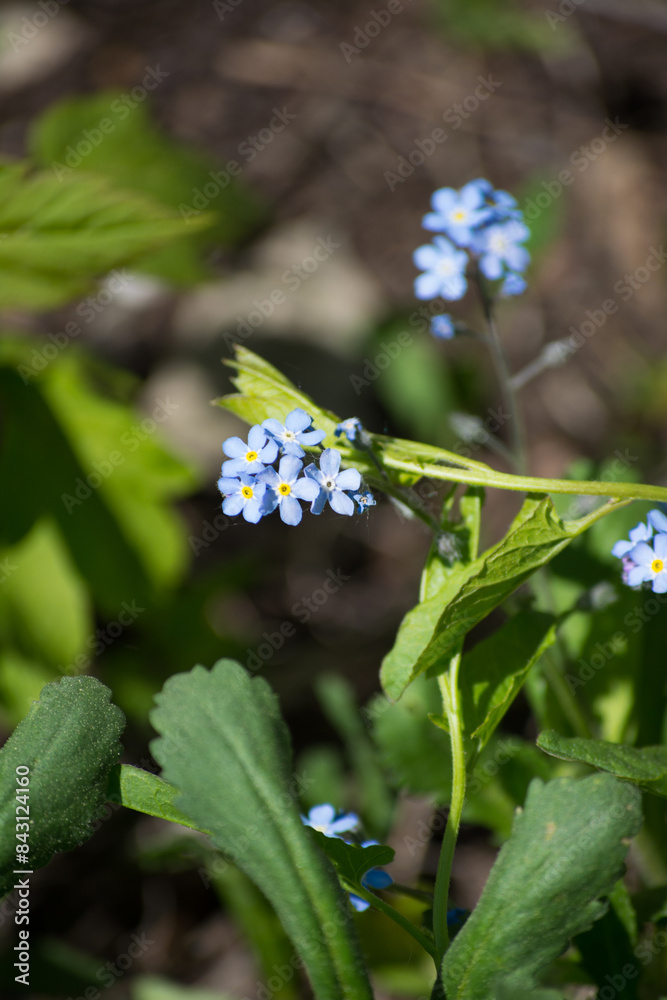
[262,408,326,458]
[349,839,393,913]
[422,182,490,246]
[222,424,278,477]
[500,272,527,297]
[648,508,667,535]
[259,455,319,525]
[430,314,456,339]
[352,491,376,514]
[611,519,653,559]
[335,417,364,445]
[305,448,361,516]
[626,535,667,593]
[473,220,530,281]
[447,907,469,932]
[217,474,269,523]
[301,803,359,838]
[413,236,468,301]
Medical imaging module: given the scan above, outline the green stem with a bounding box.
[476,272,527,475]
[379,455,667,504]
[344,882,438,962]
[432,658,467,963]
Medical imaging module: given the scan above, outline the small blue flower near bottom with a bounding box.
[301,803,359,838]
[259,456,319,525]
[305,448,361,516]
[349,839,393,913]
[430,314,455,339]
[218,474,268,523]
[353,491,376,514]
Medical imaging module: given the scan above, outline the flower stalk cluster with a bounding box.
[217,409,374,524]
[413,178,530,339]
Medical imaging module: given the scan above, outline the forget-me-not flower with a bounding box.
[626,534,667,593]
[352,491,376,514]
[335,417,364,445]
[305,448,362,516]
[217,474,269,523]
[422,182,490,246]
[262,408,326,458]
[413,236,469,301]
[222,424,278,477]
[473,220,530,281]
[648,508,667,535]
[259,455,319,525]
[301,803,359,838]
[430,314,456,339]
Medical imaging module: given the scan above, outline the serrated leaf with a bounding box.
[382,496,599,701]
[441,774,642,1000]
[0,162,211,309]
[537,731,667,797]
[29,92,262,285]
[459,612,558,750]
[109,765,204,830]
[150,660,373,1000]
[309,831,394,888]
[0,676,125,896]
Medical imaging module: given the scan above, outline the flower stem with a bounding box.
[344,883,438,962]
[432,656,467,964]
[475,270,527,475]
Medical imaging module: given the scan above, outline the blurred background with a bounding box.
[0,0,666,997]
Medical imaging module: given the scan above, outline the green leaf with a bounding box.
[0,162,211,309]
[537,731,667,798]
[0,518,91,671]
[458,612,558,751]
[150,660,373,1000]
[440,774,642,1000]
[0,346,197,612]
[133,976,237,1000]
[30,92,262,285]
[0,676,125,896]
[109,765,205,830]
[309,831,394,888]
[382,496,597,701]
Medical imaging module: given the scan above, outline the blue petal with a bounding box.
[222,436,247,458]
[329,489,354,516]
[280,455,303,482]
[349,894,370,912]
[649,509,667,534]
[280,495,302,525]
[310,490,328,515]
[285,408,312,432]
[223,494,244,516]
[299,429,326,446]
[292,478,320,502]
[336,468,361,492]
[217,476,240,495]
[307,804,336,828]
[319,448,341,478]
[248,424,267,450]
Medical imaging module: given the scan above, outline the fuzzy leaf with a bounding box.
[110,765,204,830]
[0,676,125,896]
[537,731,667,798]
[150,660,373,1000]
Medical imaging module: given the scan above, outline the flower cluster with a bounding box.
[301,804,393,913]
[413,178,530,339]
[612,508,667,593]
[217,409,373,525]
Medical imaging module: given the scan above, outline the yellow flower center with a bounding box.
[284,430,295,440]
[651,558,664,573]
[245,450,258,462]
[241,486,254,499]
[452,209,466,221]
[278,483,291,496]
